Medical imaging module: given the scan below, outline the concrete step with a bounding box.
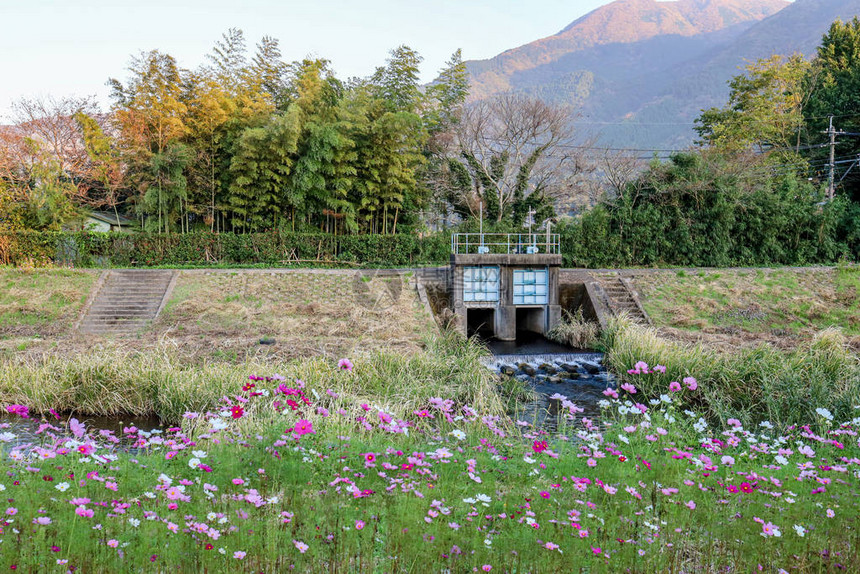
[77,270,176,337]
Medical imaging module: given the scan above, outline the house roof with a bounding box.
[87,211,135,226]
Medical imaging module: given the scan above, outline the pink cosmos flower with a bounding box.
[355,520,365,530]
[683,377,698,391]
[5,507,17,516]
[77,444,94,456]
[482,566,492,572]
[75,505,94,518]
[233,551,246,559]
[686,500,696,510]
[33,517,52,525]
[591,546,602,554]
[762,522,781,537]
[338,358,354,372]
[669,381,682,392]
[293,540,309,553]
[69,417,85,437]
[620,383,637,394]
[232,478,245,486]
[107,539,119,548]
[602,388,618,399]
[294,419,314,436]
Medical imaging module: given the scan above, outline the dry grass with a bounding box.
[0,268,97,339]
[630,266,860,352]
[547,308,600,349]
[147,270,435,362]
[0,269,435,363]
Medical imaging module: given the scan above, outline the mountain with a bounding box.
[464,0,860,149]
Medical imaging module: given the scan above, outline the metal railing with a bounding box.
[451,233,560,255]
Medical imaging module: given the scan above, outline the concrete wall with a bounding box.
[450,254,563,341]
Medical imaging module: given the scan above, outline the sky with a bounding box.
[0,0,616,120]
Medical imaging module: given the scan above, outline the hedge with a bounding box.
[0,231,452,268]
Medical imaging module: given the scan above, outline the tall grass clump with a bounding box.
[0,334,502,423]
[547,308,600,349]
[603,317,860,430]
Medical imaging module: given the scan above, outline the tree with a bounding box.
[426,49,469,134]
[287,60,358,232]
[183,73,234,231]
[141,142,192,233]
[74,112,127,229]
[110,50,189,231]
[8,96,99,208]
[804,17,860,202]
[227,107,302,230]
[371,45,424,113]
[695,54,814,161]
[252,36,291,108]
[440,94,582,224]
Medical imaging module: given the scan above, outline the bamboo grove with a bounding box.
[0,30,470,235]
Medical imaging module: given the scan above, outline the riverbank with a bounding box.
[1,355,857,572]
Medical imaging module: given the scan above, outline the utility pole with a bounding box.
[823,117,860,201]
[828,116,837,201]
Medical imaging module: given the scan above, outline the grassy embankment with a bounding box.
[0,268,858,570]
[632,265,860,351]
[0,352,857,572]
[0,268,450,421]
[0,268,97,353]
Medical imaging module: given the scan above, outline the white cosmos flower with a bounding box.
[815,408,833,421]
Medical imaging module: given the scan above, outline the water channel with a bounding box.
[481,332,616,432]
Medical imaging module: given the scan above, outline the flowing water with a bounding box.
[481,334,615,432]
[0,414,162,449]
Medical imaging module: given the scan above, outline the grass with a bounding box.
[0,268,96,338]
[0,335,502,424]
[0,353,857,572]
[632,265,860,351]
[152,270,434,361]
[603,317,860,431]
[546,308,600,350]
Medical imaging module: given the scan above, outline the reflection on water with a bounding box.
[481,333,615,433]
[0,414,162,449]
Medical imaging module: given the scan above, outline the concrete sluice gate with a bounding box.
[451,233,564,341]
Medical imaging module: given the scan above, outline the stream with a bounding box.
[0,414,162,449]
[482,335,615,432]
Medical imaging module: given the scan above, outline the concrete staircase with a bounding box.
[78,270,176,336]
[593,275,651,325]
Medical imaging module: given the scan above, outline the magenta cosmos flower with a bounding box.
[294,419,314,436]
